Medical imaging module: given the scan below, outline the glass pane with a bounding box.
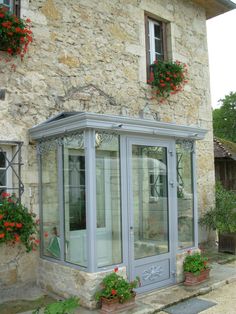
[0,152,6,168]
[41,147,60,260]
[155,39,162,55]
[154,23,161,39]
[132,145,169,260]
[64,136,87,267]
[96,133,122,267]
[176,143,194,249]
[0,170,6,186]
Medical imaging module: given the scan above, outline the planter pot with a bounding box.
[100,293,136,313]
[219,233,236,254]
[184,269,210,286]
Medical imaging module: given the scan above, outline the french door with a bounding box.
[126,137,176,292]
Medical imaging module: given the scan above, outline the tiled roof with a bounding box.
[214,138,236,160]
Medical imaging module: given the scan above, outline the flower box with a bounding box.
[100,293,136,313]
[95,267,139,313]
[184,268,210,286]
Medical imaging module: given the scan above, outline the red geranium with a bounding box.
[0,5,33,62]
[148,59,188,101]
[0,192,39,252]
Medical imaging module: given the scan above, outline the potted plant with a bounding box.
[148,59,188,100]
[0,5,32,62]
[183,250,210,286]
[0,192,39,252]
[95,267,139,313]
[199,182,236,254]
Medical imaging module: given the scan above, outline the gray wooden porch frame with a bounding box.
[29,112,207,274]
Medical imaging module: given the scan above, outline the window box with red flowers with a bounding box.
[148,59,188,100]
[95,267,139,313]
[183,251,211,286]
[0,5,32,61]
[0,192,39,252]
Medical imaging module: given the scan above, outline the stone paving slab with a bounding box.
[14,262,236,314]
[0,282,46,303]
[163,298,216,314]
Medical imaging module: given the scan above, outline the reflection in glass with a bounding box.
[96,133,122,267]
[0,152,6,168]
[132,145,169,260]
[64,137,87,267]
[155,39,162,55]
[0,170,6,187]
[154,23,161,39]
[41,148,60,259]
[176,143,194,249]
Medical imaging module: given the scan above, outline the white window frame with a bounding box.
[0,0,14,12]
[0,146,13,194]
[148,19,164,64]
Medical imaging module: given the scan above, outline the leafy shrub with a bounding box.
[199,182,236,233]
[183,251,210,276]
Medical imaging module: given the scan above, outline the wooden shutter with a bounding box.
[13,0,20,17]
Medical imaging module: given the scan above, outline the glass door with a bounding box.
[127,138,176,292]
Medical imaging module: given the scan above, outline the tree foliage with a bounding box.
[213,92,236,142]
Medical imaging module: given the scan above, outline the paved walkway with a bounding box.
[10,260,236,314]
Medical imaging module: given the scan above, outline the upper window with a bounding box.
[0,147,12,195]
[148,19,164,64]
[0,143,24,199]
[0,0,20,17]
[145,14,167,77]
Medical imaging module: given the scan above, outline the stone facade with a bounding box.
[0,0,216,308]
[0,244,38,288]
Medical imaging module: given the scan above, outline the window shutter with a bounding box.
[14,0,20,17]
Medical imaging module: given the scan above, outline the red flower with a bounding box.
[7,48,13,55]
[4,221,10,227]
[16,223,22,228]
[44,232,49,238]
[114,267,118,273]
[14,234,20,242]
[0,13,4,18]
[34,239,40,244]
[0,233,5,239]
[1,192,10,198]
[148,71,154,83]
[0,214,4,220]
[9,222,15,227]
[111,289,117,295]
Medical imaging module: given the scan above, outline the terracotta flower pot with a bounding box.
[100,292,136,313]
[184,268,210,286]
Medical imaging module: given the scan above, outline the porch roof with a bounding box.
[192,0,236,19]
[29,112,207,141]
[214,137,236,160]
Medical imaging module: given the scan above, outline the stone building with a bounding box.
[0,0,235,309]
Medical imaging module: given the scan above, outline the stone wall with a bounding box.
[38,259,126,308]
[0,244,38,288]
[0,0,215,304]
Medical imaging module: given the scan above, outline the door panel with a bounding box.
[128,138,175,292]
